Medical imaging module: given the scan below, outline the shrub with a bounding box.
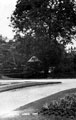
[39,94,76,118]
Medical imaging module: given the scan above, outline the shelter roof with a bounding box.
[28,56,41,62]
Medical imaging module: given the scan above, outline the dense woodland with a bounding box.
[1,0,76,78]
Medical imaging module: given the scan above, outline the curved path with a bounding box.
[0,79,76,117]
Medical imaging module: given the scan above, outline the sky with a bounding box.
[0,0,17,39]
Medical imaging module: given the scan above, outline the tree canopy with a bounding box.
[11,0,76,44]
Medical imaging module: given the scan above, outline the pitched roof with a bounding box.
[28,56,41,62]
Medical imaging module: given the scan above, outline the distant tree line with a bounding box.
[0,34,76,78]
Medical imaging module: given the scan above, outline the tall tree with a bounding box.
[10,0,76,77]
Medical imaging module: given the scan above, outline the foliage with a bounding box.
[39,94,76,118]
[14,33,64,76]
[10,0,76,78]
[0,0,76,78]
[50,52,75,78]
[73,54,76,71]
[0,35,75,78]
[11,0,76,44]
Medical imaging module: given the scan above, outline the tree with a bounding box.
[10,0,76,77]
[11,0,76,43]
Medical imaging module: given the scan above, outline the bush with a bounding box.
[39,94,76,118]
